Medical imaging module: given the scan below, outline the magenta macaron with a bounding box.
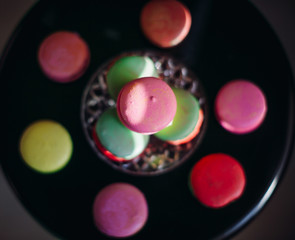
[117,77,177,134]
[93,183,148,238]
[215,79,267,134]
[38,31,90,83]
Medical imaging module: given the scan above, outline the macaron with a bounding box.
[155,88,200,141]
[92,127,125,162]
[168,109,204,145]
[38,31,90,83]
[215,79,267,134]
[94,108,149,160]
[140,0,191,48]
[19,120,73,173]
[106,55,158,99]
[117,77,177,134]
[189,153,246,208]
[93,183,148,238]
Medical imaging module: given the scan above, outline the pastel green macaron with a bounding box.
[19,120,73,173]
[95,108,149,160]
[106,55,158,99]
[155,88,200,141]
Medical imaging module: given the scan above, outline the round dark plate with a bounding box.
[1,0,294,239]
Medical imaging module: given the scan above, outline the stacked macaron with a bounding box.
[93,54,204,162]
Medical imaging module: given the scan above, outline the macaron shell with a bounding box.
[140,0,191,47]
[93,183,148,238]
[168,109,204,145]
[117,77,177,134]
[95,108,149,160]
[155,88,199,141]
[19,120,73,173]
[38,31,90,83]
[106,56,158,99]
[92,127,126,162]
[189,153,246,208]
[215,80,267,134]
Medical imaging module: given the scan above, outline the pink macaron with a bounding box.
[38,31,90,83]
[117,77,177,134]
[93,183,148,238]
[215,79,267,134]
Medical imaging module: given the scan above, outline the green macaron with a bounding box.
[106,55,158,99]
[155,88,200,141]
[95,108,149,160]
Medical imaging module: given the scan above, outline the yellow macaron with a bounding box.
[19,120,73,173]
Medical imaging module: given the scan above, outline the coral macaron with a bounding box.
[117,77,177,134]
[38,31,90,83]
[140,0,191,48]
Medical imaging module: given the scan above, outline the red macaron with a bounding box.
[189,153,246,208]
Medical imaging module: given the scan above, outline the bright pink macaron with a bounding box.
[38,31,90,83]
[93,183,148,238]
[189,153,246,208]
[117,77,177,134]
[215,79,267,134]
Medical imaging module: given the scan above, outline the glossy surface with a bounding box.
[155,88,200,141]
[117,77,177,134]
[38,31,90,83]
[94,108,149,160]
[190,153,246,208]
[19,120,72,173]
[141,0,191,47]
[215,80,267,134]
[93,183,148,238]
[1,0,294,239]
[106,56,158,99]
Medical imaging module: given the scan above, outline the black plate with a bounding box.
[1,0,294,239]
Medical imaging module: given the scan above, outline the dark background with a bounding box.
[0,0,294,239]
